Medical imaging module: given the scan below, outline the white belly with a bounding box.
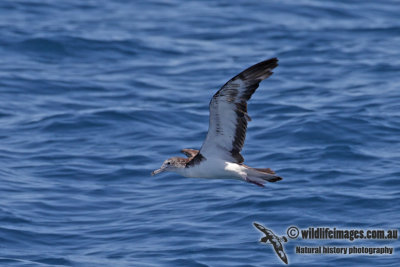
[178,159,245,180]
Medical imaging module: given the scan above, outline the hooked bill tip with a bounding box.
[151,168,163,176]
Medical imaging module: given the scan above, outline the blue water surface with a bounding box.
[0,0,399,266]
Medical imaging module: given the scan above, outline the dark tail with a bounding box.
[245,167,283,186]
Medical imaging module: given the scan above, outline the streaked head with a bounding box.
[151,157,187,176]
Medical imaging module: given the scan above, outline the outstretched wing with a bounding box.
[271,240,288,264]
[199,58,278,163]
[254,222,269,235]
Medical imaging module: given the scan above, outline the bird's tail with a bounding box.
[244,167,282,187]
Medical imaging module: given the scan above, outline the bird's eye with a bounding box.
[167,162,170,165]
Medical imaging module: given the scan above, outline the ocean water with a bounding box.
[0,0,399,266]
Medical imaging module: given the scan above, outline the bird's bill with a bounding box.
[151,168,164,176]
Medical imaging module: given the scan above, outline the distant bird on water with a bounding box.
[152,58,282,187]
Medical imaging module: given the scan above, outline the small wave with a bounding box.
[17,37,68,55]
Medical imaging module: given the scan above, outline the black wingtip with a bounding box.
[237,57,279,82]
[258,57,279,70]
[254,57,279,68]
[264,57,279,65]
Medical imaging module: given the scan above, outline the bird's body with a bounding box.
[179,159,244,179]
[152,58,283,187]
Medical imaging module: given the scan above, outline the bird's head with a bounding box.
[151,157,186,176]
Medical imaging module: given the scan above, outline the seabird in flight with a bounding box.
[152,58,282,187]
[253,222,288,264]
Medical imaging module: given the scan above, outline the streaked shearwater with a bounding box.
[152,58,282,187]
